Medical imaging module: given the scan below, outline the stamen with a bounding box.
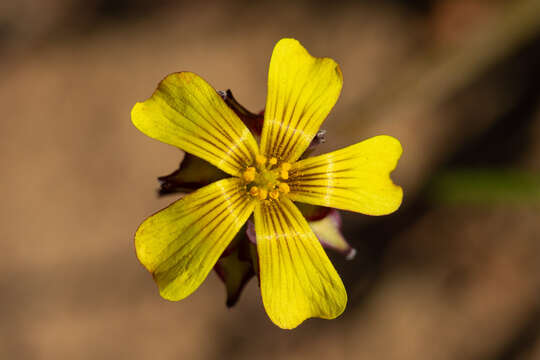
[243,167,256,182]
[256,155,267,165]
[249,186,259,197]
[269,189,280,200]
[242,160,291,201]
[278,182,290,194]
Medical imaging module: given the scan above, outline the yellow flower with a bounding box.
[131,38,403,329]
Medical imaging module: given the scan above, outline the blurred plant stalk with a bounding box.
[352,0,540,198]
[427,168,540,205]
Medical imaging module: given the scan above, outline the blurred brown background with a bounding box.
[1,0,540,359]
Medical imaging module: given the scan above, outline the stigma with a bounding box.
[242,157,291,201]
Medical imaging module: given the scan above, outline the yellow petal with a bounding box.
[135,178,255,301]
[288,135,403,215]
[261,38,343,163]
[254,197,347,329]
[132,72,259,177]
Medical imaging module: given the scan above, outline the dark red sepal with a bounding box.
[158,154,228,196]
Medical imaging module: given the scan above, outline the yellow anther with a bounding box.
[243,172,255,182]
[256,155,267,165]
[281,162,291,172]
[280,169,289,180]
[278,182,290,194]
[269,157,278,165]
[243,167,256,182]
[269,189,280,200]
[249,186,259,197]
[258,189,268,200]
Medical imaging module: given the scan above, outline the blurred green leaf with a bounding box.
[427,168,540,205]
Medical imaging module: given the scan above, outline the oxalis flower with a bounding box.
[131,38,403,329]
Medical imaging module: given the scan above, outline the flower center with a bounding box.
[242,155,291,201]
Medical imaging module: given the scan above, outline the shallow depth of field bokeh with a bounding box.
[2,0,540,359]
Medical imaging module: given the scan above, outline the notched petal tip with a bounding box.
[134,178,256,302]
[131,71,259,177]
[255,198,347,330]
[375,135,404,215]
[261,38,343,163]
[289,134,404,216]
[385,184,404,215]
[130,101,148,132]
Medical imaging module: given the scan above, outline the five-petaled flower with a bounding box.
[131,38,403,329]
